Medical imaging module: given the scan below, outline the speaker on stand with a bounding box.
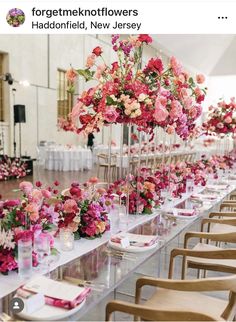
[14,104,26,157]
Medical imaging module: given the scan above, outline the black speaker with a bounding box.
[14,105,26,123]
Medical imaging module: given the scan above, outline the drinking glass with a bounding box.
[18,238,33,279]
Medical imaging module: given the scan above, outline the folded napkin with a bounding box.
[173,208,196,217]
[21,276,91,310]
[111,233,158,247]
[229,175,236,180]
[191,193,217,201]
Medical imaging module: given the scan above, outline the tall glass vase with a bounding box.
[107,124,113,187]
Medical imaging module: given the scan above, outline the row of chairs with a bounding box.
[97,152,196,181]
[106,192,236,321]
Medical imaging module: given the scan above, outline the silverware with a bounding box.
[63,276,106,291]
[105,249,137,261]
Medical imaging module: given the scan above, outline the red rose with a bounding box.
[92,46,103,56]
[138,34,152,44]
[79,114,93,125]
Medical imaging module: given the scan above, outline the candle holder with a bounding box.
[60,229,75,251]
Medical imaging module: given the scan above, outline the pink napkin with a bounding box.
[19,286,91,310]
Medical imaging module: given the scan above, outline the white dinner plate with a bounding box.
[16,296,85,321]
[108,240,159,253]
[167,212,199,220]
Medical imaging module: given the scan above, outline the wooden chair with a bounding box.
[106,275,236,321]
[220,202,236,212]
[230,192,236,201]
[97,153,117,181]
[202,214,236,234]
[170,230,236,279]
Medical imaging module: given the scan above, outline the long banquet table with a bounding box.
[1,175,236,320]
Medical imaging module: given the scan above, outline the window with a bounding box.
[0,54,4,122]
[57,69,73,119]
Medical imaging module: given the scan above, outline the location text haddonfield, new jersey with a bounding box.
[31,7,142,31]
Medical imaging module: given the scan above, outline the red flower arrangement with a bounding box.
[59,34,206,140]
[203,98,236,136]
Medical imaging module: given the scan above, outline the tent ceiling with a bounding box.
[151,35,236,76]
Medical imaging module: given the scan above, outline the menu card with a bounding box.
[23,276,85,302]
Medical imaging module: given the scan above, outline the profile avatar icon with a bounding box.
[6,8,25,27]
[10,297,24,313]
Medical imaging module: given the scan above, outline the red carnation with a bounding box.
[138,34,153,44]
[92,46,103,56]
[145,58,164,74]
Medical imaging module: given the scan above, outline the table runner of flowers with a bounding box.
[0,152,235,274]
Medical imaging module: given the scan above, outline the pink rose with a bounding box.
[86,54,96,68]
[166,125,175,134]
[25,203,39,221]
[169,100,183,120]
[196,74,205,84]
[19,181,33,194]
[225,116,232,124]
[66,68,78,83]
[154,99,169,122]
[104,107,119,123]
[64,199,78,213]
[41,189,52,199]
[217,122,224,129]
[32,189,43,203]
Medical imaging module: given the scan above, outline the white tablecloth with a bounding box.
[45,147,92,171]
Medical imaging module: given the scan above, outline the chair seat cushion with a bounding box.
[144,287,227,320]
[186,243,236,270]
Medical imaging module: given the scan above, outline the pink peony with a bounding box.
[154,99,169,122]
[25,203,39,222]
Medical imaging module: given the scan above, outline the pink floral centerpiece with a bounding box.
[0,181,59,274]
[59,34,206,140]
[203,98,236,136]
[57,178,112,239]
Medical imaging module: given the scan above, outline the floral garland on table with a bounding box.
[203,98,236,136]
[0,155,28,181]
[57,178,112,239]
[59,34,206,140]
[0,181,60,274]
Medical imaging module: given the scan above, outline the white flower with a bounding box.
[0,229,15,250]
[138,93,148,102]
